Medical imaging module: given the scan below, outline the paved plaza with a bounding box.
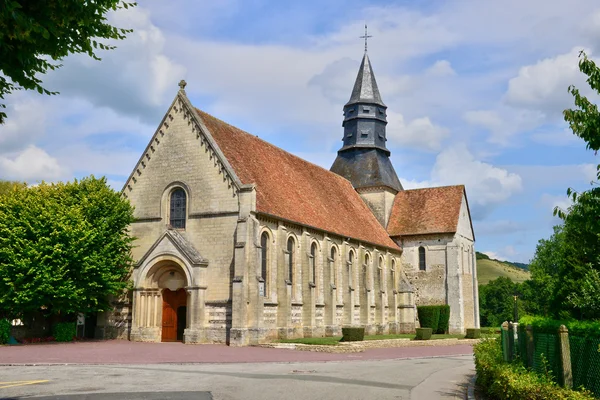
[0,341,475,399]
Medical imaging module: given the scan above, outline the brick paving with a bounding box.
[0,340,473,365]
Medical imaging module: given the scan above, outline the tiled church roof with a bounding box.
[196,109,399,250]
[387,185,465,237]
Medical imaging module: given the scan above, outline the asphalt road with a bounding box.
[0,355,474,400]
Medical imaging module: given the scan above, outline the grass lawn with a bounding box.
[278,333,467,346]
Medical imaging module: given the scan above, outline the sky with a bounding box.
[2,0,600,263]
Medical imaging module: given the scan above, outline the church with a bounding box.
[95,50,479,346]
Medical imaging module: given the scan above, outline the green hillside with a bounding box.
[476,255,531,285]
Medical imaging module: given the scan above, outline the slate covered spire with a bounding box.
[330,51,403,192]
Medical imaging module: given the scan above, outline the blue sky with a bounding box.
[2,0,600,263]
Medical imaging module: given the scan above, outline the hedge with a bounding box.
[437,305,450,334]
[415,328,432,340]
[0,319,10,344]
[466,328,481,339]
[519,316,600,338]
[417,305,442,332]
[474,338,594,399]
[340,327,364,342]
[53,322,76,342]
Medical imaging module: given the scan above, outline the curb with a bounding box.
[0,353,474,367]
[467,374,476,400]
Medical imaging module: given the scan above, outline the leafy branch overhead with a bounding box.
[0,0,136,123]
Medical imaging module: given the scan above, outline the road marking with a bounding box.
[0,380,49,389]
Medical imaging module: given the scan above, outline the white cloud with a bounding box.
[426,60,456,77]
[539,193,573,214]
[463,108,545,145]
[42,6,186,123]
[504,47,590,116]
[388,112,449,152]
[0,97,47,154]
[0,146,65,182]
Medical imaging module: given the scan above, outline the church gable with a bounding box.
[123,89,241,221]
[456,193,475,241]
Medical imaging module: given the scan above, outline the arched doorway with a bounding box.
[162,288,187,342]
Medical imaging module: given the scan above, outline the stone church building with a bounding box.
[97,51,479,346]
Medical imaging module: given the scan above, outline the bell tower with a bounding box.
[330,30,403,226]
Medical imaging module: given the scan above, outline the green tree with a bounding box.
[0,176,134,320]
[0,0,135,123]
[479,277,523,327]
[0,181,26,196]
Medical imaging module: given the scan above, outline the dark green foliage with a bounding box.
[341,327,364,342]
[437,305,450,334]
[0,0,136,122]
[474,339,594,399]
[0,176,135,319]
[476,252,490,260]
[0,318,10,344]
[466,328,481,339]
[53,322,76,342]
[415,328,432,340]
[478,277,524,327]
[417,305,441,332]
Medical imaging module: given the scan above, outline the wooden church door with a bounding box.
[162,288,187,342]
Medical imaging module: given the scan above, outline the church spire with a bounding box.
[330,45,403,193]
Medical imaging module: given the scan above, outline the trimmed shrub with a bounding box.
[520,315,600,338]
[474,338,594,400]
[53,322,76,342]
[340,327,364,342]
[465,328,481,339]
[437,305,450,334]
[417,305,441,332]
[415,328,432,340]
[0,319,10,344]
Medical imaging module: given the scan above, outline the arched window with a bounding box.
[419,246,426,271]
[330,246,337,286]
[348,249,355,288]
[287,237,295,283]
[378,256,384,291]
[170,188,187,229]
[390,259,396,290]
[260,232,269,296]
[363,253,370,289]
[310,242,317,285]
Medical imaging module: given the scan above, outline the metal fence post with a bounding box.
[559,325,573,389]
[501,321,509,362]
[526,324,534,368]
[508,322,515,361]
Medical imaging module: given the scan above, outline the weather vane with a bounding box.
[359,24,372,53]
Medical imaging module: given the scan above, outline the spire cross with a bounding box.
[359,24,372,53]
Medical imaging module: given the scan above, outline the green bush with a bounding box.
[53,322,76,342]
[0,319,10,344]
[520,315,600,337]
[474,338,594,399]
[415,328,432,340]
[340,327,364,342]
[417,305,441,332]
[437,305,450,334]
[465,328,481,339]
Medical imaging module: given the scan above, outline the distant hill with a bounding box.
[476,252,531,285]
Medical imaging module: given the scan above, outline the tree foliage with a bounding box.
[0,0,136,122]
[0,176,134,320]
[479,277,523,327]
[0,181,26,196]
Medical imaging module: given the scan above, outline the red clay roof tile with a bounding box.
[195,109,399,250]
[387,185,465,237]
